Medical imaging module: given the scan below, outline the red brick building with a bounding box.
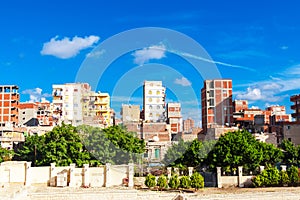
[201,79,233,134]
[291,94,300,122]
[0,85,19,128]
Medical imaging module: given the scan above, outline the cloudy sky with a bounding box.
[1,0,300,125]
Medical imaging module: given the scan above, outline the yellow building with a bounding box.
[94,92,111,127]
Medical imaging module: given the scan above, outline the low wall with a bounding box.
[0,161,133,188]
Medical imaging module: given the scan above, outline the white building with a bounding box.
[52,83,91,126]
[143,81,166,123]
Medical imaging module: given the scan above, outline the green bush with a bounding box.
[253,166,280,187]
[168,175,180,189]
[287,166,299,186]
[180,176,191,189]
[145,174,156,188]
[190,172,204,189]
[157,175,168,189]
[280,170,290,186]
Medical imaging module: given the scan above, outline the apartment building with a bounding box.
[0,85,19,128]
[121,104,140,123]
[201,79,233,133]
[183,118,195,133]
[166,102,182,133]
[291,94,300,122]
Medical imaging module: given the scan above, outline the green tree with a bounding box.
[287,165,299,186]
[206,130,283,173]
[280,139,299,166]
[145,174,156,188]
[168,174,180,189]
[190,172,204,189]
[280,170,290,186]
[78,125,146,165]
[180,176,191,189]
[0,147,14,163]
[157,175,168,190]
[162,139,191,166]
[253,165,281,187]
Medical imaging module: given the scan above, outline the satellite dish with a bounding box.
[153,136,159,142]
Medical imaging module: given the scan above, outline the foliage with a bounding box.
[280,170,290,186]
[190,172,204,189]
[287,165,299,186]
[162,139,192,166]
[162,139,216,169]
[253,165,281,187]
[168,174,180,189]
[280,140,299,166]
[0,147,14,163]
[157,175,168,189]
[206,130,283,173]
[179,176,191,189]
[78,125,145,165]
[145,174,156,188]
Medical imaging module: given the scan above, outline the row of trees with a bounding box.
[163,130,300,174]
[11,124,145,167]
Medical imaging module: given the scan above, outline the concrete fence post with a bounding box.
[105,163,111,187]
[25,162,32,186]
[259,166,265,173]
[238,166,244,188]
[281,165,287,171]
[82,164,90,187]
[69,163,76,187]
[217,167,222,188]
[188,167,194,177]
[167,167,172,179]
[174,167,179,176]
[128,163,134,188]
[50,163,56,186]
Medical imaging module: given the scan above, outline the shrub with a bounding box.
[145,174,156,188]
[287,165,299,186]
[157,175,168,190]
[190,172,204,189]
[168,175,180,189]
[252,166,280,187]
[280,170,290,186]
[180,176,191,189]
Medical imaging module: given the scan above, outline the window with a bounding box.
[156,90,160,95]
[155,149,160,159]
[288,138,292,142]
[157,105,160,109]
[148,98,152,102]
[148,90,152,95]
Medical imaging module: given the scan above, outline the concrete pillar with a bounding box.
[82,164,89,187]
[188,167,194,177]
[217,167,222,188]
[105,163,111,187]
[128,163,134,188]
[50,163,56,187]
[167,167,172,179]
[281,165,287,171]
[25,162,32,186]
[174,167,179,176]
[259,166,265,173]
[69,163,76,187]
[238,166,244,188]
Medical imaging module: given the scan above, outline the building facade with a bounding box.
[143,81,166,123]
[167,102,182,133]
[0,85,19,128]
[291,94,300,122]
[201,79,233,133]
[121,104,140,123]
[183,118,195,133]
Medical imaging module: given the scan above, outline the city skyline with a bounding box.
[1,1,300,124]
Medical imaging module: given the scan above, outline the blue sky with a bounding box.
[1,0,300,125]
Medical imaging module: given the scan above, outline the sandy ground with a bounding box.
[2,184,300,200]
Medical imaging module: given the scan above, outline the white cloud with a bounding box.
[86,49,105,58]
[22,88,51,102]
[132,44,166,65]
[174,77,192,87]
[236,87,264,101]
[41,35,100,59]
[280,46,289,50]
